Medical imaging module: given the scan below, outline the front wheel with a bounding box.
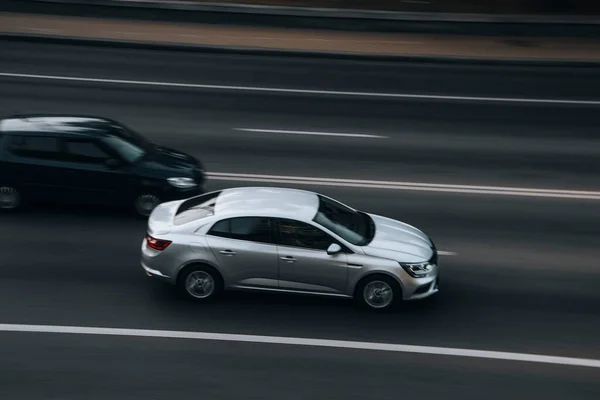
[355,275,402,312]
[0,186,22,211]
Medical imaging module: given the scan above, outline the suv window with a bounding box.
[277,218,333,251]
[8,135,62,160]
[64,138,110,163]
[208,217,273,244]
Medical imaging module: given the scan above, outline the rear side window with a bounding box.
[8,135,62,160]
[208,217,273,244]
[174,191,222,226]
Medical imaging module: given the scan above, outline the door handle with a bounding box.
[219,249,236,256]
[280,256,297,263]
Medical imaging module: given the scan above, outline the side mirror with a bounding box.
[326,243,342,255]
[105,158,120,169]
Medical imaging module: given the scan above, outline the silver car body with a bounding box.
[141,187,439,300]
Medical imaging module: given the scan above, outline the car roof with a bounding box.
[0,115,115,138]
[214,187,320,222]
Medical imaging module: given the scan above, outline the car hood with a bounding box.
[361,213,435,263]
[136,145,203,176]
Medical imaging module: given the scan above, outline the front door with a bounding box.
[275,218,348,295]
[205,216,279,289]
[60,137,133,206]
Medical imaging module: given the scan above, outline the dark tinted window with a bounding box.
[277,219,333,251]
[174,191,221,226]
[110,124,152,150]
[8,135,61,160]
[208,217,273,244]
[102,134,145,164]
[64,139,110,163]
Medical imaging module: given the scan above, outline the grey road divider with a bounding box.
[2,33,600,67]
[4,0,600,37]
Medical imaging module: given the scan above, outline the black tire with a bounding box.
[354,274,402,312]
[177,264,224,302]
[0,185,23,212]
[133,191,161,218]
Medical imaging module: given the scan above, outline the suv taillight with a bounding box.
[146,234,172,251]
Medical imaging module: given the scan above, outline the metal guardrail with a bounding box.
[4,0,600,37]
[24,0,600,20]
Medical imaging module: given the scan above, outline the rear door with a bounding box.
[2,134,70,203]
[205,216,279,289]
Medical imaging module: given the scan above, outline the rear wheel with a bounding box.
[0,186,22,211]
[134,192,161,217]
[355,274,402,312]
[178,265,224,302]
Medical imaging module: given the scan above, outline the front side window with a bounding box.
[64,139,110,164]
[208,217,273,244]
[277,218,333,251]
[101,134,146,164]
[8,135,62,160]
[313,195,374,246]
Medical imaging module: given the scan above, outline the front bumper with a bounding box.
[397,263,440,301]
[405,276,439,300]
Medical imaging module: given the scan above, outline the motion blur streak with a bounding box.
[2,323,600,368]
[1,72,600,105]
[206,172,600,200]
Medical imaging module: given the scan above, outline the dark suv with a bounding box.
[0,115,206,216]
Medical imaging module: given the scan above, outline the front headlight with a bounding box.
[167,177,197,189]
[399,262,434,278]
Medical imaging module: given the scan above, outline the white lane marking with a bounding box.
[207,172,600,200]
[437,251,457,256]
[1,323,599,368]
[0,72,599,106]
[235,128,387,139]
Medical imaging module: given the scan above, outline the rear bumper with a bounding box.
[141,260,170,279]
[140,239,178,284]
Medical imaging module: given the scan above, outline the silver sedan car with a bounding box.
[141,186,439,311]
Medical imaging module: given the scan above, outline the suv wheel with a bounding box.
[134,193,160,217]
[0,186,22,210]
[355,275,401,312]
[178,265,223,302]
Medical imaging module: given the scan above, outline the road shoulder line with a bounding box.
[1,323,599,368]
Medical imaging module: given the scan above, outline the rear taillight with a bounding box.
[146,234,172,251]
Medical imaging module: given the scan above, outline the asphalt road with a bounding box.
[0,40,599,399]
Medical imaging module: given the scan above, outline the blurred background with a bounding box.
[0,1,599,399]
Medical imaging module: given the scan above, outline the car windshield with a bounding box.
[312,195,375,246]
[110,124,154,151]
[102,134,146,164]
